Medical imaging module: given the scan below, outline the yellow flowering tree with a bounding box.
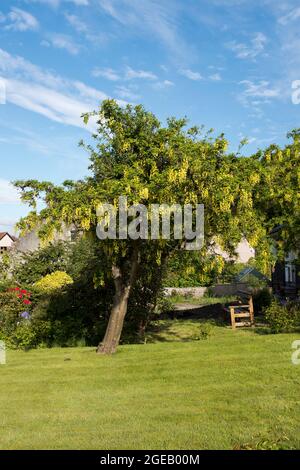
[15,100,270,354]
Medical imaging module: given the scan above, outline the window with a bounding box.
[0,246,8,254]
[285,263,296,284]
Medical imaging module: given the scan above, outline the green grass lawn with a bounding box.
[0,324,299,450]
[167,294,236,305]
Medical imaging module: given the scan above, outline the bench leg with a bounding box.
[249,298,255,326]
[230,307,236,329]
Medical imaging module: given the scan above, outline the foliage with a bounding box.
[164,251,225,287]
[254,130,300,260]
[34,271,73,294]
[14,241,69,285]
[0,251,12,282]
[10,236,164,348]
[7,322,38,350]
[252,287,273,313]
[0,288,37,349]
[191,322,212,340]
[13,101,300,352]
[264,300,300,333]
[164,252,268,288]
[0,280,14,292]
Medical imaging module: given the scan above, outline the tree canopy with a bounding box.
[14,100,300,353]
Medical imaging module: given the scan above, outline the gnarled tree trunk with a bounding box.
[97,248,139,354]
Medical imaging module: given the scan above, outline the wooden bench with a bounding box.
[224,290,255,329]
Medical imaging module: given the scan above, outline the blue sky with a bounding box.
[0,0,300,233]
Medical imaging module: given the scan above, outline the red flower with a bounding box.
[6,287,32,303]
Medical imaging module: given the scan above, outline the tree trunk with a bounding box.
[97,248,139,355]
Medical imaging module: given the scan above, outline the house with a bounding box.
[234,266,270,284]
[0,232,17,255]
[12,224,80,253]
[272,251,299,299]
[270,225,299,299]
[210,237,255,263]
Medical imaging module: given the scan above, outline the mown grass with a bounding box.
[0,324,299,450]
[167,295,237,305]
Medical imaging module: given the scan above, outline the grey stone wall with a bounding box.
[164,283,251,298]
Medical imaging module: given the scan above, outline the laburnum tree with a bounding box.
[253,129,300,259]
[15,100,267,354]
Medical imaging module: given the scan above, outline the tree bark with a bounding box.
[97,247,139,354]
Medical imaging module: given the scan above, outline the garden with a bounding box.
[0,100,299,450]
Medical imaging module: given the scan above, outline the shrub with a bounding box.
[253,287,273,313]
[191,322,212,341]
[7,322,37,350]
[264,300,300,333]
[14,242,69,285]
[2,237,169,348]
[0,288,37,349]
[34,271,73,294]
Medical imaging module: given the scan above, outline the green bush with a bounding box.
[253,287,273,313]
[14,242,69,285]
[7,322,37,350]
[164,251,225,287]
[264,300,300,333]
[0,288,38,349]
[191,322,212,340]
[4,237,168,348]
[34,271,73,294]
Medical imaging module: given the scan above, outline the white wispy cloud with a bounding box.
[114,85,140,101]
[92,66,158,82]
[237,80,281,116]
[179,69,202,81]
[42,33,81,55]
[0,48,112,131]
[152,79,174,90]
[92,65,174,93]
[278,7,300,25]
[25,0,89,6]
[239,80,280,99]
[98,0,194,64]
[0,179,20,204]
[65,13,88,33]
[73,81,107,101]
[92,67,121,81]
[65,13,108,45]
[6,78,93,127]
[69,0,89,4]
[209,73,222,81]
[125,66,157,80]
[226,32,267,60]
[1,7,39,32]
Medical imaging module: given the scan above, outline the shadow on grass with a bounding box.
[163,303,226,321]
[145,317,222,343]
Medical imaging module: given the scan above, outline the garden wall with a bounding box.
[164,282,251,298]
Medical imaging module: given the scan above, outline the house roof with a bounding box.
[234,266,270,282]
[0,232,17,242]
